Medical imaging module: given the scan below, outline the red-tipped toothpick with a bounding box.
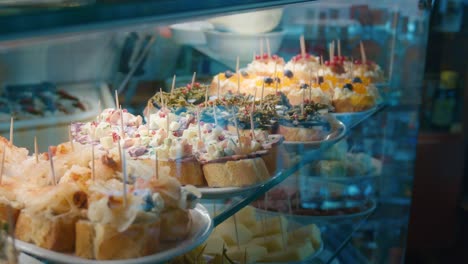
[300,35,306,59]
[171,74,176,95]
[48,147,56,185]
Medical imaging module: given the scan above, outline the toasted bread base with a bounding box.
[75,219,161,260]
[203,157,270,187]
[15,211,78,252]
[158,159,205,186]
[160,208,192,242]
[0,202,20,226]
[261,144,290,175]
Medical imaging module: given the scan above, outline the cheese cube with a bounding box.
[259,240,315,262]
[214,221,253,246]
[204,234,226,255]
[253,216,288,237]
[288,224,321,249]
[226,244,268,264]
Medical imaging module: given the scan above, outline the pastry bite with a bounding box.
[332,78,380,113]
[246,54,285,76]
[287,83,332,106]
[210,70,257,96]
[284,53,321,82]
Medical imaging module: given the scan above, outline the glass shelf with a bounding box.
[0,0,309,43]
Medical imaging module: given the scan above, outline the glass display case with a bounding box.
[0,0,431,263]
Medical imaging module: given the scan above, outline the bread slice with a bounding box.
[158,157,205,186]
[202,157,270,187]
[160,208,192,242]
[75,218,161,260]
[15,211,78,252]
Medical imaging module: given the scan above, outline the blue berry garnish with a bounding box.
[300,83,310,89]
[241,71,249,77]
[317,76,324,84]
[283,70,294,78]
[352,77,363,83]
[264,77,274,85]
[343,83,353,90]
[224,71,234,78]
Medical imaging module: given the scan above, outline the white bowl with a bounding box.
[208,8,283,34]
[205,30,284,61]
[170,21,214,45]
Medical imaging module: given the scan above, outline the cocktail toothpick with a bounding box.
[34,136,38,164]
[171,74,176,95]
[48,147,56,185]
[360,41,367,64]
[0,145,5,185]
[260,80,265,108]
[9,117,13,145]
[300,35,306,58]
[249,111,255,141]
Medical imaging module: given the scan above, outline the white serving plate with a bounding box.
[10,204,213,264]
[199,171,283,200]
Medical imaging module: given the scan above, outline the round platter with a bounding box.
[283,120,347,153]
[254,199,377,224]
[10,204,213,264]
[332,104,382,128]
[199,171,283,199]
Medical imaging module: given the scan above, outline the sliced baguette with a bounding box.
[75,218,161,260]
[158,157,205,186]
[15,211,78,252]
[202,157,270,187]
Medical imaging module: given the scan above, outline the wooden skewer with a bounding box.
[117,139,123,174]
[249,111,255,141]
[233,214,241,250]
[121,145,128,208]
[266,38,271,57]
[114,90,119,109]
[97,100,102,121]
[0,144,5,185]
[300,35,306,58]
[213,104,218,127]
[69,124,74,151]
[34,136,39,164]
[360,41,367,64]
[217,75,221,99]
[274,61,278,93]
[9,117,13,145]
[92,144,95,181]
[154,149,158,180]
[191,72,197,90]
[337,39,341,57]
[236,56,240,94]
[170,74,176,95]
[119,105,125,139]
[260,39,264,56]
[260,80,265,108]
[48,147,56,185]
